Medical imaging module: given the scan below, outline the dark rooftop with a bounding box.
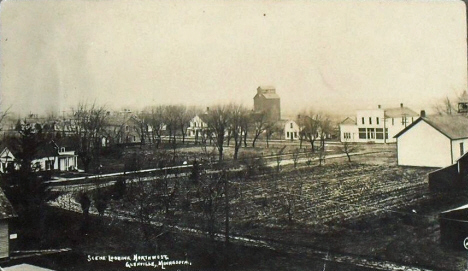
[0,188,16,220]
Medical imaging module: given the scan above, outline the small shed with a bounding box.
[0,188,16,259]
[440,204,468,250]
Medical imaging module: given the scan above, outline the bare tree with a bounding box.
[229,104,249,160]
[204,105,231,161]
[161,105,180,145]
[132,114,149,147]
[197,172,225,241]
[264,120,279,148]
[301,111,321,153]
[319,116,332,149]
[0,103,12,131]
[177,105,196,144]
[433,96,456,115]
[143,106,165,148]
[251,111,269,148]
[292,148,300,168]
[68,102,108,172]
[338,139,359,162]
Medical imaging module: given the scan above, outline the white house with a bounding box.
[0,141,79,173]
[186,115,208,138]
[340,103,419,143]
[394,113,468,168]
[0,147,16,173]
[284,120,300,141]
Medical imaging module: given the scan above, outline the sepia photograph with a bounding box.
[0,0,468,270]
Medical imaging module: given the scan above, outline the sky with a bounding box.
[0,0,467,118]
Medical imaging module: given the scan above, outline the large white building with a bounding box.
[339,104,419,143]
[395,113,468,168]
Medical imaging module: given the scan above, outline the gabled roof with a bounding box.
[384,107,419,118]
[394,115,468,140]
[340,117,356,125]
[0,188,17,219]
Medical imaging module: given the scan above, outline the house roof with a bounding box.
[394,115,468,140]
[340,117,356,125]
[384,107,419,118]
[0,188,17,219]
[35,141,59,158]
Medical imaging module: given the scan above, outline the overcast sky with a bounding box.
[0,0,466,117]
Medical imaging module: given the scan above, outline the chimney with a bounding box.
[400,103,403,108]
[420,110,426,118]
[378,105,381,109]
[206,107,210,112]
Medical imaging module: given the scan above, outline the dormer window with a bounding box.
[60,147,65,152]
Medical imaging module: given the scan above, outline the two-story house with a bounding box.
[340,103,419,143]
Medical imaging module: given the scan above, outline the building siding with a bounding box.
[451,138,468,164]
[0,220,8,259]
[397,121,451,167]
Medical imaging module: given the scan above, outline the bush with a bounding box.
[113,178,127,199]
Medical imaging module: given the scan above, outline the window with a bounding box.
[358,128,366,139]
[461,142,465,156]
[290,123,293,128]
[376,128,384,139]
[287,132,290,138]
[362,117,365,125]
[367,128,375,139]
[376,118,379,125]
[401,117,408,126]
[344,132,351,139]
[369,117,372,125]
[385,128,388,139]
[392,118,394,125]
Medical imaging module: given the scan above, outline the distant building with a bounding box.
[187,115,208,138]
[0,188,16,260]
[458,90,468,113]
[253,86,281,122]
[0,140,79,173]
[395,113,468,168]
[339,104,419,143]
[283,120,300,141]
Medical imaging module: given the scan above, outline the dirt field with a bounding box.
[48,144,468,270]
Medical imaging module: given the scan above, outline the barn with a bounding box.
[0,188,16,259]
[394,113,468,168]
